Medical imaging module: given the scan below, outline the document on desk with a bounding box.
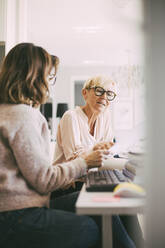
[92,195,120,203]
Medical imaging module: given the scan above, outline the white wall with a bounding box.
[0,0,28,53]
[0,0,6,41]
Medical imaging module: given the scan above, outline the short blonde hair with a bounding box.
[83,75,116,93]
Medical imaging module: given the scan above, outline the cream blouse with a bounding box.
[53,106,114,164]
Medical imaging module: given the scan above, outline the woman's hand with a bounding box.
[82,150,110,169]
[93,141,114,151]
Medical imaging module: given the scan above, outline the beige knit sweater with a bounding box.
[0,104,87,212]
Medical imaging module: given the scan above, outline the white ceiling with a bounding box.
[27,0,145,66]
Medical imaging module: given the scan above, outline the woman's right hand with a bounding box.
[81,150,110,169]
[93,141,114,151]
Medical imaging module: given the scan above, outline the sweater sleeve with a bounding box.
[9,112,87,195]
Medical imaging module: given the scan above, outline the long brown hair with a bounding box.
[0,43,59,107]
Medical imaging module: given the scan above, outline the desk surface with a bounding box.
[76,184,145,216]
[76,184,145,248]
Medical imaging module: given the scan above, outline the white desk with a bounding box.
[76,184,145,248]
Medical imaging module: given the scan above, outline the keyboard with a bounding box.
[85,169,133,192]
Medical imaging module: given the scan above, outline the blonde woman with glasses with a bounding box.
[54,75,117,165]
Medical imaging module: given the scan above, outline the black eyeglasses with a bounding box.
[88,86,116,101]
[48,74,57,86]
